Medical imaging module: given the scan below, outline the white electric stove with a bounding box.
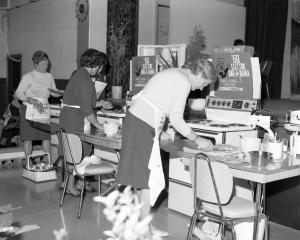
[186,96,259,146]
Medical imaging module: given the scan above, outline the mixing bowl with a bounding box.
[240,137,261,153]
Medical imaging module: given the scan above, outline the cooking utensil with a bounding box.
[249,151,273,168]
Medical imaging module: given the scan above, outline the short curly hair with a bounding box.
[79,49,108,69]
[32,51,49,65]
[183,58,218,83]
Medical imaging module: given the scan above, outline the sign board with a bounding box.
[137,44,186,71]
[129,56,158,93]
[211,46,261,99]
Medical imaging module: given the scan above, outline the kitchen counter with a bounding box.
[76,127,122,150]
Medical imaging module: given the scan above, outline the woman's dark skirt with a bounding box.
[117,111,154,189]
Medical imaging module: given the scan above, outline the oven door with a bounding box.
[192,128,223,145]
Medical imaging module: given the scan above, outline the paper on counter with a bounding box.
[183,145,248,164]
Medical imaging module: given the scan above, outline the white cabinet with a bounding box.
[168,156,194,216]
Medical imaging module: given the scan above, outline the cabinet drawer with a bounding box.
[169,157,191,184]
[168,180,194,216]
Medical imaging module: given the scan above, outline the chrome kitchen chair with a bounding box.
[186,152,268,240]
[59,130,115,218]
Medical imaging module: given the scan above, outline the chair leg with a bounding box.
[60,173,70,207]
[265,81,270,99]
[78,177,85,219]
[186,212,198,240]
[98,175,101,195]
[263,215,269,240]
[230,221,236,240]
[101,181,117,196]
[221,222,226,240]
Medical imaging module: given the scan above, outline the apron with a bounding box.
[138,93,166,206]
[61,102,91,134]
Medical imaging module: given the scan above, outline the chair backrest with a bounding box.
[189,153,233,204]
[260,59,272,78]
[61,131,82,167]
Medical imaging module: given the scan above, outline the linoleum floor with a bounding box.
[1,165,300,240]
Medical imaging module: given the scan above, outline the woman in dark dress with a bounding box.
[60,49,110,196]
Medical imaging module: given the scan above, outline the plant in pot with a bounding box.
[111,58,126,99]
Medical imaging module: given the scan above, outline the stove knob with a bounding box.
[226,101,231,107]
[212,100,216,105]
[244,102,250,108]
[222,101,226,106]
[217,100,221,106]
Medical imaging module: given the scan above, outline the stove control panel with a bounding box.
[206,96,258,112]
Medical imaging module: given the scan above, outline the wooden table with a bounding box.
[76,127,122,151]
[160,139,300,240]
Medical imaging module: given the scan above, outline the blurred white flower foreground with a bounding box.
[93,186,162,240]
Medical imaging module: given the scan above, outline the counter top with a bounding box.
[29,118,122,150]
[161,138,300,184]
[76,128,122,150]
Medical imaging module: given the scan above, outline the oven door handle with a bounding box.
[192,128,220,135]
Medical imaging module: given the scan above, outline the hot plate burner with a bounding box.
[228,123,247,127]
[209,124,229,128]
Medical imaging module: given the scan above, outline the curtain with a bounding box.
[245,0,288,99]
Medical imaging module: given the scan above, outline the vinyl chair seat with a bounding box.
[77,161,115,175]
[203,196,256,219]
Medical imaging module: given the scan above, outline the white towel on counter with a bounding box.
[74,155,102,175]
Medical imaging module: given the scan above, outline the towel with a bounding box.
[75,155,102,175]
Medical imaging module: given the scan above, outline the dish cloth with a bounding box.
[74,155,102,175]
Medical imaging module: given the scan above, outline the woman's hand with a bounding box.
[194,136,213,151]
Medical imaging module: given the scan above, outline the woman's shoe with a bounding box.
[66,189,80,197]
[150,225,170,238]
[76,181,96,193]
[85,184,97,193]
[151,229,170,238]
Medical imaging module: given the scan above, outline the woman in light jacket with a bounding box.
[117,58,218,237]
[15,51,60,162]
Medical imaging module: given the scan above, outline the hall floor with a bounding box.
[1,165,300,240]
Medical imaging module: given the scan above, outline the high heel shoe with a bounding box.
[75,181,96,193]
[66,189,80,197]
[150,225,170,238]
